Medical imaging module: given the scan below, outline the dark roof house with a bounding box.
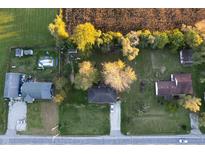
[88,86,117,104]
[155,73,193,99]
[4,73,22,98]
[180,49,193,66]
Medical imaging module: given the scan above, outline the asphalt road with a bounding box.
[1,134,205,144]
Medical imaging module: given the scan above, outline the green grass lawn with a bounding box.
[0,9,57,134]
[121,49,192,135]
[59,87,110,135]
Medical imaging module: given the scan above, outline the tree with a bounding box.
[168,29,185,52]
[138,30,155,48]
[102,60,137,92]
[126,31,140,47]
[53,77,68,105]
[152,31,169,49]
[179,95,202,112]
[182,24,203,49]
[71,22,101,52]
[96,31,123,51]
[121,37,140,61]
[48,9,69,40]
[74,61,99,90]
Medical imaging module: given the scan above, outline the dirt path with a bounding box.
[41,102,59,135]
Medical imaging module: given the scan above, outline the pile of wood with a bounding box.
[63,8,205,34]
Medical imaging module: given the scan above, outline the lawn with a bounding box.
[121,49,192,135]
[59,87,110,135]
[0,9,57,134]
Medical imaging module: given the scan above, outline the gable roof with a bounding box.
[21,82,53,102]
[4,73,21,98]
[88,86,117,104]
[156,73,193,97]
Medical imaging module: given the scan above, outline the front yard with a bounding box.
[121,49,192,135]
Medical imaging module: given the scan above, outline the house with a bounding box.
[21,82,54,103]
[180,49,193,66]
[88,85,117,104]
[4,72,54,103]
[155,73,193,99]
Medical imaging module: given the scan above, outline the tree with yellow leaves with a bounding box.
[102,60,137,92]
[121,37,140,61]
[48,9,69,40]
[74,61,99,90]
[71,22,101,52]
[180,95,202,112]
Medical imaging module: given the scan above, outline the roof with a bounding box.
[21,82,53,101]
[15,48,23,57]
[4,73,22,98]
[180,49,193,64]
[88,86,117,104]
[156,73,193,97]
[38,56,55,68]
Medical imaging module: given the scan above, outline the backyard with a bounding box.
[121,49,192,135]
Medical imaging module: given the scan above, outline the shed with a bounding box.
[15,48,24,57]
[180,49,193,65]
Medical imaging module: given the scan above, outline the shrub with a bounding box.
[138,30,155,48]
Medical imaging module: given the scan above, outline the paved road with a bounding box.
[110,101,121,136]
[1,134,205,144]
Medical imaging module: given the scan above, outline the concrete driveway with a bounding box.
[110,101,122,136]
[6,100,27,136]
[189,112,202,135]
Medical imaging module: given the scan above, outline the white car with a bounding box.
[110,104,114,112]
[179,139,188,144]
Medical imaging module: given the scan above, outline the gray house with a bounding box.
[88,86,117,104]
[4,72,53,103]
[21,82,54,103]
[4,73,22,99]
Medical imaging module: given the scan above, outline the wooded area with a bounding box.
[63,8,205,34]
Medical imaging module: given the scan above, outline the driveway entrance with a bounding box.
[110,101,122,136]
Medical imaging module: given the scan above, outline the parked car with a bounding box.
[110,104,114,112]
[179,139,188,144]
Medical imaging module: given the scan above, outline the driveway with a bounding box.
[6,100,27,136]
[110,101,122,136]
[189,112,202,135]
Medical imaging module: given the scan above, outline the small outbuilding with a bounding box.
[180,49,193,66]
[88,86,117,104]
[38,56,55,69]
[15,48,24,57]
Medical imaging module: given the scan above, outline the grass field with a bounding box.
[121,49,192,135]
[0,9,57,134]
